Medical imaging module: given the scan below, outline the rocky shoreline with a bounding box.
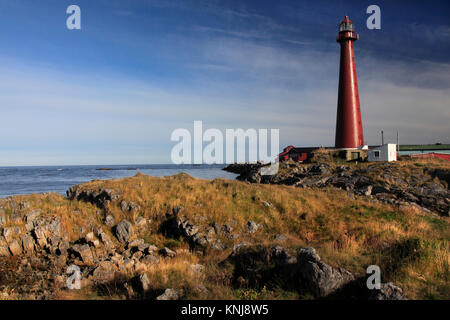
[1,159,449,300]
[223,159,450,217]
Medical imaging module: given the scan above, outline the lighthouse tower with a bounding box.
[335,16,364,149]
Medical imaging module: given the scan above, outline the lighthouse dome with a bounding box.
[339,16,354,32]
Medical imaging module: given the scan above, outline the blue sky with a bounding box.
[0,0,449,165]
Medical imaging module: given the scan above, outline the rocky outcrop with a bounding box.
[156,288,184,300]
[369,282,407,300]
[66,186,122,208]
[224,162,450,217]
[0,207,176,300]
[297,247,354,297]
[115,220,134,243]
[225,245,406,299]
[164,216,225,250]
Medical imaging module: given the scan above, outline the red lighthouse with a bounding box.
[335,16,364,149]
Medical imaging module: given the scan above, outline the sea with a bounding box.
[2,150,448,198]
[0,164,238,198]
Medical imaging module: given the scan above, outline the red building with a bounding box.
[278,146,319,162]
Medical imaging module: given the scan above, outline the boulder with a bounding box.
[21,233,35,255]
[91,261,117,283]
[156,288,183,300]
[274,234,287,242]
[135,216,147,227]
[358,185,373,196]
[245,221,261,234]
[104,215,115,227]
[171,216,222,249]
[142,253,160,265]
[127,238,145,249]
[85,232,95,243]
[271,246,297,265]
[8,240,22,256]
[133,273,150,294]
[115,220,134,243]
[24,210,41,224]
[297,247,354,297]
[369,282,407,300]
[2,228,13,243]
[159,247,176,258]
[0,244,10,257]
[72,244,95,265]
[32,217,62,249]
[120,200,141,213]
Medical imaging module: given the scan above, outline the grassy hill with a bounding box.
[1,159,448,300]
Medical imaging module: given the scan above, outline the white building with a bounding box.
[368,144,397,162]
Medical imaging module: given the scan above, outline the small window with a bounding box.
[374,151,380,158]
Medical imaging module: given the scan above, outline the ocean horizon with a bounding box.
[0,164,238,198]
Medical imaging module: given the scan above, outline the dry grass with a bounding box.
[1,158,449,300]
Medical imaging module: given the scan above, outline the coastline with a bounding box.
[0,157,448,300]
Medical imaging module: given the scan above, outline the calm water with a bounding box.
[0,164,238,198]
[399,150,450,155]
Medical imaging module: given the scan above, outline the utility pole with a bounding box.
[396,130,399,153]
[381,130,384,146]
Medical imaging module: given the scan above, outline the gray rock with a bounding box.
[120,200,141,213]
[359,185,373,196]
[66,186,122,208]
[115,220,134,243]
[175,217,221,249]
[142,253,159,265]
[271,246,297,265]
[156,288,183,300]
[159,247,176,258]
[0,244,10,257]
[21,233,35,255]
[128,238,145,248]
[2,227,13,243]
[245,221,261,234]
[274,234,287,241]
[92,261,117,283]
[232,242,250,255]
[8,240,22,256]
[19,201,30,211]
[24,210,41,224]
[369,282,407,300]
[85,232,95,243]
[371,185,390,195]
[134,273,150,294]
[297,247,354,297]
[135,216,147,227]
[147,244,159,252]
[72,244,95,265]
[104,215,115,227]
[177,217,200,238]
